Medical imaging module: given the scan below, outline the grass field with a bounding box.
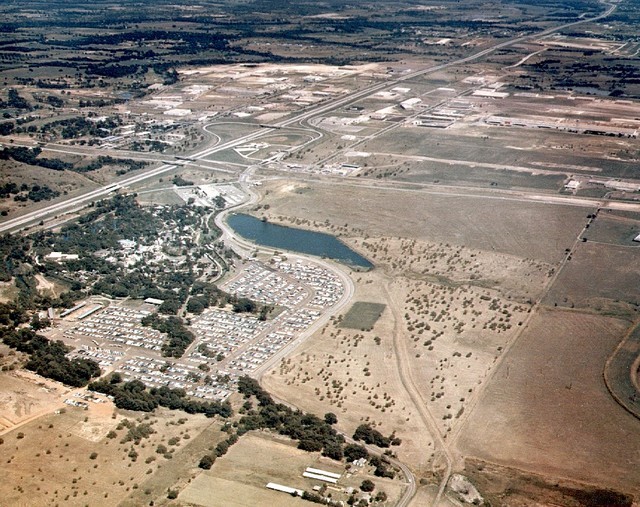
[179,431,403,507]
[339,301,387,330]
[456,308,640,495]
[262,180,590,264]
[544,241,640,313]
[582,213,640,246]
[396,164,566,191]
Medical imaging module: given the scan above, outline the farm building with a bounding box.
[266,482,304,496]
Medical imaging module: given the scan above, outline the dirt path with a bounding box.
[382,279,453,507]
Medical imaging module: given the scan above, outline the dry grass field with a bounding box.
[263,266,440,475]
[262,220,551,480]
[261,180,590,265]
[456,308,640,495]
[179,431,403,507]
[0,374,228,507]
[543,241,640,314]
[582,212,640,247]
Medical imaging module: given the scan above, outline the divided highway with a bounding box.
[0,0,617,237]
[0,2,619,506]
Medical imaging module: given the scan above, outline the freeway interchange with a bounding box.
[0,1,622,505]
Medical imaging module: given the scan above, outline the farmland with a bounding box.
[180,432,403,507]
[1,0,640,504]
[456,309,640,494]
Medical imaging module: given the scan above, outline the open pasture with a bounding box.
[456,308,640,495]
[262,180,590,264]
[544,241,640,312]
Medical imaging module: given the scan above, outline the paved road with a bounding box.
[0,2,621,505]
[0,0,617,236]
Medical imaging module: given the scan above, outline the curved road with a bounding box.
[0,2,621,506]
[0,0,617,237]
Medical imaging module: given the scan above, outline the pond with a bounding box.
[226,214,373,269]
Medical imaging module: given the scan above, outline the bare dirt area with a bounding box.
[180,431,403,507]
[260,180,590,265]
[463,459,634,507]
[0,372,65,433]
[456,308,640,496]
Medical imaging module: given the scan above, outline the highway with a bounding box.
[0,0,617,237]
[0,1,621,505]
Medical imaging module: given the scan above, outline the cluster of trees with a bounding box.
[0,233,32,281]
[46,95,64,108]
[187,282,228,315]
[0,147,141,175]
[78,98,125,108]
[1,328,101,387]
[42,194,160,254]
[141,314,195,358]
[187,282,267,319]
[86,64,142,79]
[88,374,232,417]
[31,115,120,140]
[0,302,29,328]
[35,79,68,90]
[353,423,400,448]
[6,88,31,110]
[60,29,230,56]
[233,376,361,462]
[0,121,14,135]
[198,431,239,470]
[0,182,24,198]
[4,183,60,203]
[0,232,81,312]
[0,146,73,171]
[71,156,148,174]
[368,455,395,479]
[172,175,194,187]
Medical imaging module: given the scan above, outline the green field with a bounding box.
[339,301,386,330]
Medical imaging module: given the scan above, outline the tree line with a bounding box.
[88,374,232,417]
[1,327,101,387]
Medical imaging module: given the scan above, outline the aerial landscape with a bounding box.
[0,0,639,506]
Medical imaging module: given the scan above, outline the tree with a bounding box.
[353,423,390,448]
[198,454,215,470]
[298,438,323,452]
[375,491,388,502]
[322,441,344,460]
[344,444,368,462]
[324,412,338,425]
[360,479,375,492]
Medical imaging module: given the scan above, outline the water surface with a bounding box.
[227,213,372,269]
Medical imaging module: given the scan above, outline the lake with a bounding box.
[226,213,373,269]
